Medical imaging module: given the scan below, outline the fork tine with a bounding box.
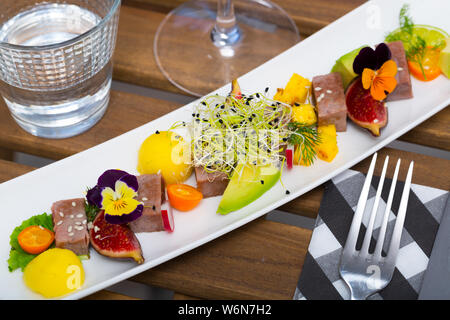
[374,158,401,258]
[387,161,414,260]
[360,156,389,255]
[343,153,377,254]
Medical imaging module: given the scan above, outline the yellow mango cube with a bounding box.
[273,73,311,105]
[291,104,317,126]
[316,124,338,163]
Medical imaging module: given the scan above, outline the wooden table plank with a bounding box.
[113,6,173,93]
[132,218,312,300]
[0,91,180,160]
[82,290,140,300]
[173,293,200,300]
[123,0,365,37]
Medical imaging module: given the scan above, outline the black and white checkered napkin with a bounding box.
[293,169,449,300]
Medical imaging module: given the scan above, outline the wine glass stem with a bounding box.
[211,0,241,47]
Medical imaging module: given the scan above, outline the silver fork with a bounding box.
[339,153,414,300]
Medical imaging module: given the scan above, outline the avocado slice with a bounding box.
[331,46,366,89]
[217,163,280,215]
[439,37,450,78]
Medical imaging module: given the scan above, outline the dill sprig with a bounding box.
[399,4,414,35]
[287,122,321,166]
[406,35,427,79]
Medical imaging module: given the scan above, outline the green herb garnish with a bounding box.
[85,201,100,223]
[7,213,54,272]
[287,122,321,166]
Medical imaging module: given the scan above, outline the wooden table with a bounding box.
[1,0,449,300]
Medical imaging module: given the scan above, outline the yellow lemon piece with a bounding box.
[291,104,317,125]
[23,248,85,298]
[137,131,193,184]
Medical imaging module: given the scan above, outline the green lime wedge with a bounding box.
[386,24,449,51]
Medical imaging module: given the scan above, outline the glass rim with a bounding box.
[0,0,121,51]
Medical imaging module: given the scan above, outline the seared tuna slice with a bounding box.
[385,41,413,101]
[194,167,229,198]
[129,174,165,233]
[312,72,347,132]
[51,198,90,256]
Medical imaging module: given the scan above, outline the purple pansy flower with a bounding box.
[86,169,143,225]
[353,43,392,74]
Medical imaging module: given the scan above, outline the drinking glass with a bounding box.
[154,0,300,97]
[0,0,121,139]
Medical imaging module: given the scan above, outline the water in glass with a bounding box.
[0,1,120,138]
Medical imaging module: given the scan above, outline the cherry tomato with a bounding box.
[18,225,55,255]
[167,184,203,212]
[408,46,442,81]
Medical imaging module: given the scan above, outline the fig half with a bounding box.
[345,77,388,136]
[90,211,144,264]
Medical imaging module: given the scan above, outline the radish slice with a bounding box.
[161,191,174,232]
[285,145,294,169]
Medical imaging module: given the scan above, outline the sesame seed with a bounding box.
[72,202,76,207]
[398,67,403,71]
[142,197,148,201]
[68,232,74,237]
[315,87,322,91]
[57,221,63,226]
[82,220,87,225]
[326,90,332,94]
[39,226,44,230]
[286,190,291,195]
[75,221,82,225]
[75,226,84,231]
[76,214,83,218]
[152,205,156,211]
[59,212,64,217]
[70,215,74,219]
[68,226,73,232]
[317,93,325,103]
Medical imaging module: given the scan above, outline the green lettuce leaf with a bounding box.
[8,213,54,272]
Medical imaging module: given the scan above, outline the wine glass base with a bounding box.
[154,0,300,97]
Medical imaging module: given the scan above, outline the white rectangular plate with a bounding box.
[1,0,449,299]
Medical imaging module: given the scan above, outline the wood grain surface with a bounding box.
[123,0,365,36]
[131,218,312,299]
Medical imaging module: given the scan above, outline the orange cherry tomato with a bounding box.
[18,225,55,255]
[167,184,203,212]
[408,46,442,81]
